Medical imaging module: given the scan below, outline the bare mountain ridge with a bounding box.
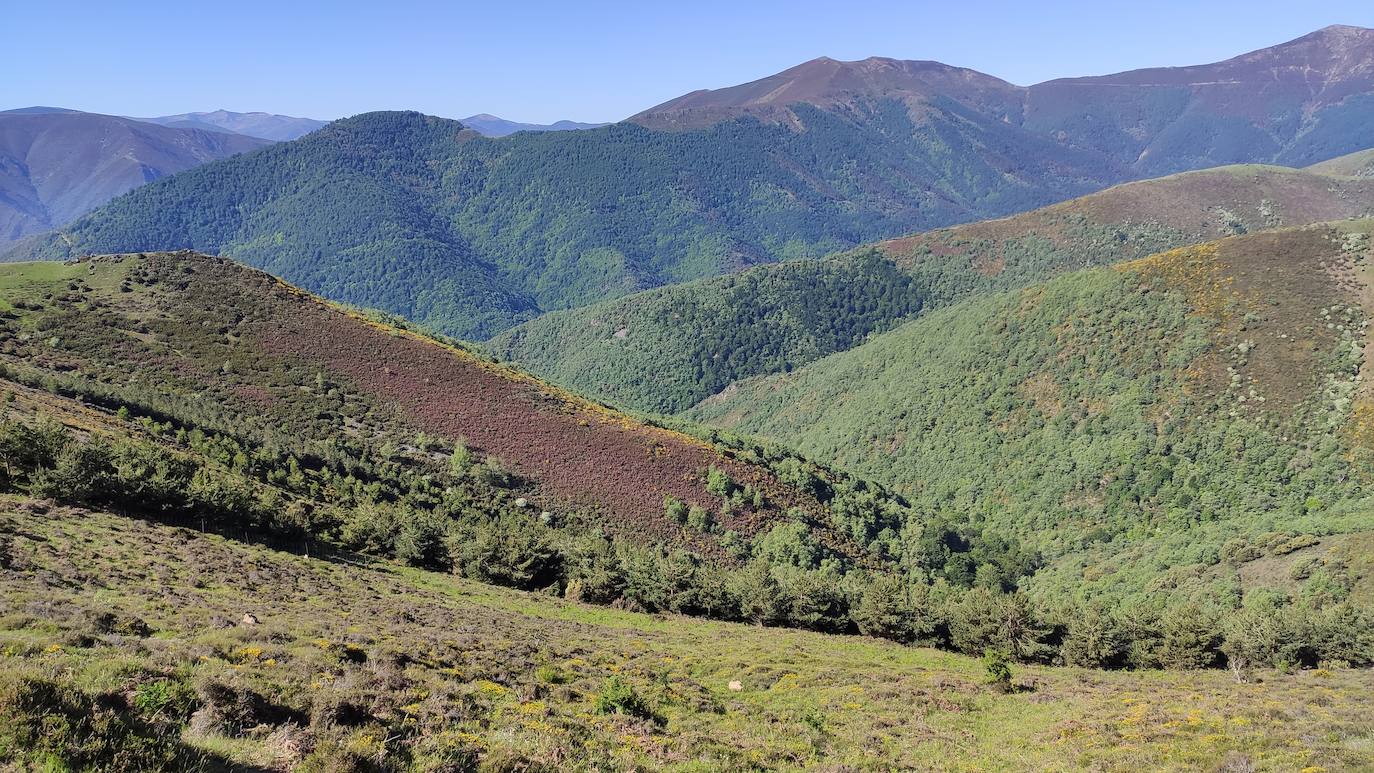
[632,25,1374,173]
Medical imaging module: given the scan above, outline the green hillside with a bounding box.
[494,164,1374,414]
[692,223,1374,605]
[11,106,1113,339]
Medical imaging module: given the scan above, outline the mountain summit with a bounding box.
[630,56,1022,129]
[635,26,1374,172]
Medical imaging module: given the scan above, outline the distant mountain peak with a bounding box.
[458,113,607,137]
[134,110,328,141]
[630,54,1020,129]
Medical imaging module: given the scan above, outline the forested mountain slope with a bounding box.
[15,27,1374,339]
[493,163,1374,413]
[10,104,1111,338]
[1,251,1373,770]
[692,222,1374,603]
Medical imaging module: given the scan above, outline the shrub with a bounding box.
[686,504,713,532]
[133,678,197,723]
[663,494,688,524]
[1058,603,1127,669]
[1156,604,1223,670]
[732,559,783,626]
[593,676,653,719]
[853,574,930,644]
[394,511,451,569]
[0,671,199,770]
[983,648,1013,693]
[452,513,558,590]
[705,465,737,497]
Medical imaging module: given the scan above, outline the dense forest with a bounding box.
[10,105,1116,338]
[491,250,925,413]
[694,224,1374,610]
[497,165,1374,413]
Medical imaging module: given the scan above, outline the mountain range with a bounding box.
[12,25,1374,339]
[132,109,328,141]
[0,110,269,248]
[6,23,1374,771]
[458,113,607,136]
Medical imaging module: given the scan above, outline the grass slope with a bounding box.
[493,163,1374,414]
[691,222,1374,603]
[4,501,1373,771]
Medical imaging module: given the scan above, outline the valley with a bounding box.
[5,16,1374,772]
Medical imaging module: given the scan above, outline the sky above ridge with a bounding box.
[6,0,1374,124]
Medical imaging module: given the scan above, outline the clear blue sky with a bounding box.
[6,0,1373,123]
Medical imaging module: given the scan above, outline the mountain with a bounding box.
[1023,25,1374,174]
[0,250,895,560]
[12,27,1374,340]
[135,109,327,141]
[491,162,1374,414]
[0,111,268,248]
[638,25,1374,173]
[460,113,607,137]
[9,109,1112,338]
[630,55,1025,130]
[1309,146,1374,177]
[0,106,81,115]
[690,221,1374,604]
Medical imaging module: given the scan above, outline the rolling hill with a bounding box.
[18,26,1374,339]
[491,162,1374,414]
[0,110,268,248]
[0,251,892,562]
[691,222,1374,605]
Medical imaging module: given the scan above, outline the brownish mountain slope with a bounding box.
[0,251,875,557]
[630,56,1023,130]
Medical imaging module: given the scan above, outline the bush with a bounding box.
[853,574,930,644]
[1058,603,1127,669]
[593,676,653,719]
[686,504,713,533]
[663,494,688,524]
[394,511,451,569]
[0,671,199,770]
[983,648,1014,693]
[452,513,559,590]
[705,465,737,497]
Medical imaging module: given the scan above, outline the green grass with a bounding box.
[3,501,1372,771]
[0,260,89,312]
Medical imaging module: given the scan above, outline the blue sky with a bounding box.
[6,0,1373,123]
